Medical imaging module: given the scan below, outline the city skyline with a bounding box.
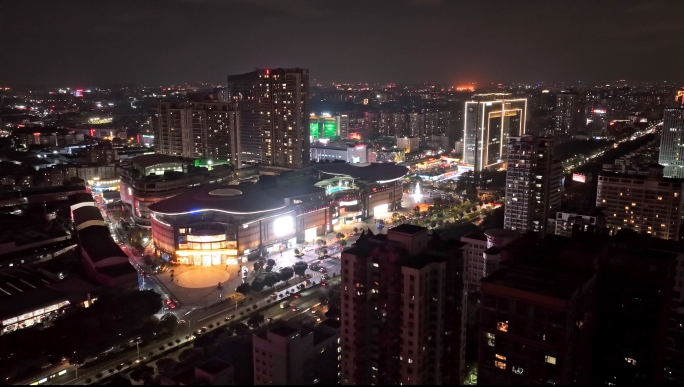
[1,0,684,87]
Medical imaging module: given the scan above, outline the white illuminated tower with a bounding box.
[463,94,528,173]
[659,108,684,178]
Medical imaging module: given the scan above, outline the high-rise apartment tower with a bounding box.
[554,91,579,137]
[340,225,467,385]
[227,68,310,169]
[151,101,240,164]
[659,108,684,178]
[503,136,563,236]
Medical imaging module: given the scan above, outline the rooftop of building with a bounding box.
[268,324,299,338]
[389,224,427,235]
[314,162,408,183]
[266,185,325,199]
[131,154,183,169]
[196,358,232,375]
[482,262,596,300]
[78,226,128,263]
[148,183,287,216]
[0,266,96,321]
[0,214,69,246]
[72,206,102,227]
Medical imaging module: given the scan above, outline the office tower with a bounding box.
[151,101,240,165]
[503,136,563,235]
[477,262,596,385]
[554,91,579,137]
[253,322,341,385]
[227,68,310,169]
[464,94,527,172]
[340,225,467,385]
[596,164,684,240]
[659,108,684,178]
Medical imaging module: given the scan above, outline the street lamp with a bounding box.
[135,338,141,359]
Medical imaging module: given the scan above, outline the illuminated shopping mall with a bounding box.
[148,163,408,266]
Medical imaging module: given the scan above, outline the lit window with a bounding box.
[486,332,495,347]
[495,361,506,370]
[497,321,509,332]
[545,356,557,365]
[495,354,506,361]
[658,196,663,200]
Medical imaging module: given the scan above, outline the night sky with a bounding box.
[1,0,683,87]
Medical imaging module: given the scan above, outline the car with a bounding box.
[294,295,299,299]
[321,282,327,286]
[196,329,203,335]
[292,307,301,312]
[319,267,327,273]
[311,308,317,313]
[202,326,207,332]
[266,317,272,322]
[225,316,231,321]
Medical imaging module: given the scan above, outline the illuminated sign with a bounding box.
[572,173,586,183]
[73,89,83,98]
[273,216,294,237]
[226,258,238,265]
[323,122,337,138]
[593,109,606,114]
[310,122,320,139]
[339,200,358,206]
[187,234,225,243]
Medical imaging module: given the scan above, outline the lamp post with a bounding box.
[135,338,140,359]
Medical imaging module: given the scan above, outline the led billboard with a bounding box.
[572,173,586,183]
[273,216,294,237]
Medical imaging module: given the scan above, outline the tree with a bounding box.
[293,261,308,277]
[251,280,265,292]
[236,283,252,295]
[158,313,178,335]
[263,273,279,288]
[264,265,273,273]
[129,364,155,383]
[156,358,179,375]
[267,258,276,267]
[247,312,265,327]
[316,239,326,246]
[253,262,262,271]
[353,227,359,234]
[335,232,345,240]
[293,248,300,255]
[465,185,479,202]
[143,255,155,267]
[278,267,294,282]
[339,239,348,247]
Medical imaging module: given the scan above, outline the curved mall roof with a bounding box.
[314,163,408,183]
[148,184,287,216]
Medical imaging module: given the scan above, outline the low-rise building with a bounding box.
[161,358,234,386]
[396,136,420,154]
[253,321,340,385]
[119,154,235,225]
[310,141,367,163]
